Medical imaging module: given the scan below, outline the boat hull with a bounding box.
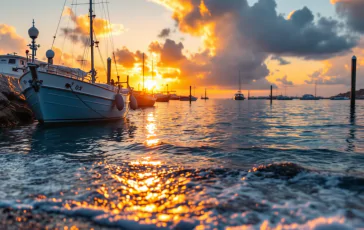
[156,95,170,102]
[19,71,130,123]
[234,96,245,101]
[180,96,197,101]
[134,93,156,107]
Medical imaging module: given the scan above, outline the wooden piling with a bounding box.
[190,86,192,104]
[107,57,111,85]
[351,56,357,108]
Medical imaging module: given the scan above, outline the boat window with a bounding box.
[0,59,6,63]
[20,60,25,65]
[8,59,16,64]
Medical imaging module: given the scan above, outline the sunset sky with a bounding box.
[1,0,363,97]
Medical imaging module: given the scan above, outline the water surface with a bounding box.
[0,100,363,229]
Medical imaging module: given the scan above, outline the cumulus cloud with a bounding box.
[60,7,125,45]
[114,47,144,68]
[148,39,210,82]
[271,55,291,65]
[305,69,348,85]
[159,39,185,67]
[276,75,294,86]
[0,24,27,54]
[149,0,357,89]
[158,28,171,38]
[333,0,364,33]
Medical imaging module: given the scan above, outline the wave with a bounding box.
[0,162,363,229]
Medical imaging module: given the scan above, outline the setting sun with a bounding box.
[144,79,157,91]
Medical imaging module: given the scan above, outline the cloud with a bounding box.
[159,39,185,67]
[276,75,294,86]
[304,40,364,86]
[147,39,210,82]
[60,7,125,45]
[271,55,291,65]
[114,47,144,68]
[0,24,27,54]
[158,28,171,38]
[333,0,364,33]
[51,46,89,69]
[305,69,348,85]
[149,0,357,89]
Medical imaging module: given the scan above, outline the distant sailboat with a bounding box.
[201,88,209,100]
[134,53,156,107]
[234,71,245,100]
[155,93,170,102]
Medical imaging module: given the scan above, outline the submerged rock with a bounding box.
[0,74,33,127]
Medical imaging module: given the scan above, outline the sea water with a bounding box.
[0,100,363,229]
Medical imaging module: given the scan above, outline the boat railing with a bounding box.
[39,65,89,82]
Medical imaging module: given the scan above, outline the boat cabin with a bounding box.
[0,54,28,78]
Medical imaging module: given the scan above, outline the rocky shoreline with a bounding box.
[0,74,33,128]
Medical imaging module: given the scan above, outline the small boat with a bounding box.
[201,88,209,100]
[134,53,156,107]
[234,71,245,100]
[169,94,180,100]
[300,94,320,100]
[234,92,245,100]
[277,95,293,100]
[330,96,349,100]
[134,91,156,107]
[180,96,198,101]
[0,54,33,78]
[155,93,170,102]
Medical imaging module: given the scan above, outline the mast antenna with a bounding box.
[89,0,96,83]
[239,71,241,92]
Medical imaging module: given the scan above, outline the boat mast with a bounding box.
[239,71,241,92]
[89,0,95,83]
[315,81,317,98]
[205,88,207,98]
[143,53,145,91]
[152,58,154,80]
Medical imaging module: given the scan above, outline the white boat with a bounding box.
[19,1,134,123]
[0,54,36,78]
[330,96,349,100]
[234,71,245,100]
[300,94,319,100]
[277,95,293,100]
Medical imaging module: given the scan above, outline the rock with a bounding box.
[0,74,34,127]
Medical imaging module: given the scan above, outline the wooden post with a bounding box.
[351,56,357,108]
[107,57,111,85]
[190,86,192,104]
[270,85,273,104]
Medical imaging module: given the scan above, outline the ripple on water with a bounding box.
[0,159,363,229]
[1,100,364,229]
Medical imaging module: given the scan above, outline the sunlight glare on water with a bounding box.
[0,100,363,229]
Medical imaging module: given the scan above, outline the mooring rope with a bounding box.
[66,84,108,119]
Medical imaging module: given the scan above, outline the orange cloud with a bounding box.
[61,7,125,44]
[287,10,295,19]
[151,0,217,54]
[0,24,27,54]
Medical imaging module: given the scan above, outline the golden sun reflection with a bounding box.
[144,112,161,147]
[66,157,200,228]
